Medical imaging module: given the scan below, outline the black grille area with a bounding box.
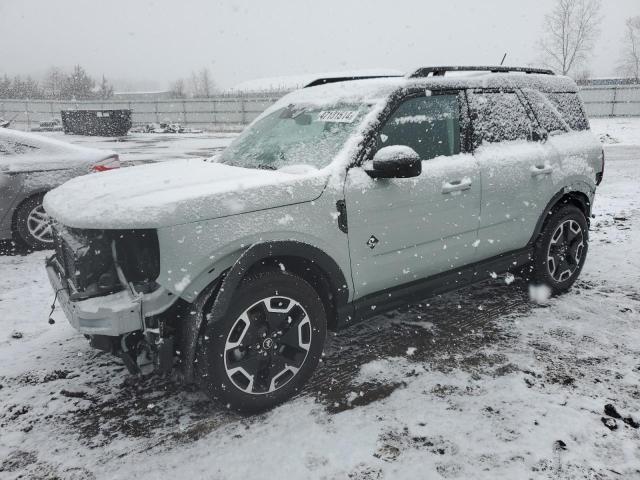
[52,226,122,299]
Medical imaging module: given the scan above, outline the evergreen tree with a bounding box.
[60,65,96,100]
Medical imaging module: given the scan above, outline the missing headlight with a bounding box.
[114,230,160,289]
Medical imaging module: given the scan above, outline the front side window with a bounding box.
[377,95,461,160]
[546,92,590,131]
[219,103,372,170]
[469,91,536,145]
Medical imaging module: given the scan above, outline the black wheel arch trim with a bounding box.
[178,240,350,382]
[528,187,592,245]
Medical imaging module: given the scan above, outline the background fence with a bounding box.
[580,85,640,117]
[1,84,639,132]
[0,93,284,132]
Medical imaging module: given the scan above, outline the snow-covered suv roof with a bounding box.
[258,70,578,124]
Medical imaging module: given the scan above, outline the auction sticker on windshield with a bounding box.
[317,110,358,123]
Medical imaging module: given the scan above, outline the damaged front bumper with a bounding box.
[47,255,179,374]
[46,257,143,336]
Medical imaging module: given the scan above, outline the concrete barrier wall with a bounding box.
[1,84,638,132]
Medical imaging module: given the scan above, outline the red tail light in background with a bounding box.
[92,154,121,172]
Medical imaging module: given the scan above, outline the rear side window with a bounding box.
[0,141,11,156]
[378,94,461,160]
[0,141,37,155]
[521,89,569,134]
[546,93,590,131]
[468,91,535,145]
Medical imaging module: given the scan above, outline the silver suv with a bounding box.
[44,66,603,412]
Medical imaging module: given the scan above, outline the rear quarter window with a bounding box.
[521,89,569,134]
[546,93,590,131]
[468,91,536,145]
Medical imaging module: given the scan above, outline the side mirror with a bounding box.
[366,146,421,179]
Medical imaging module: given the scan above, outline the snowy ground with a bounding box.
[1,118,640,479]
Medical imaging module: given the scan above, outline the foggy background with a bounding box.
[0,0,637,91]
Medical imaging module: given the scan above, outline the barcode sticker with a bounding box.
[317,110,358,123]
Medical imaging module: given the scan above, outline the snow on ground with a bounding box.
[590,117,640,146]
[1,119,640,479]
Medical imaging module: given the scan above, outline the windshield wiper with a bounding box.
[255,164,277,170]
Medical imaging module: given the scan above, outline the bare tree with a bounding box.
[199,68,214,98]
[169,78,187,98]
[538,0,602,76]
[617,16,640,82]
[43,66,64,99]
[574,67,592,85]
[189,68,215,98]
[97,75,114,99]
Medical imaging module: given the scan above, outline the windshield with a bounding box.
[219,103,372,170]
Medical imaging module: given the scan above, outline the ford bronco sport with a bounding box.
[44,66,603,412]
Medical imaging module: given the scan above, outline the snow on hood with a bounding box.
[43,158,327,229]
[0,128,115,173]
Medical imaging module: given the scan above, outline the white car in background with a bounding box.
[0,129,120,249]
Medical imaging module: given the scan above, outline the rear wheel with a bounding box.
[530,204,588,295]
[198,270,327,412]
[14,195,53,250]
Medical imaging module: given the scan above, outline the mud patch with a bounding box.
[347,464,384,479]
[374,427,459,462]
[307,278,532,412]
[0,449,38,472]
[325,381,405,413]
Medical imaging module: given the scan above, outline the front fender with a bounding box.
[177,239,350,382]
[155,194,352,303]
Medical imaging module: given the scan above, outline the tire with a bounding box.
[14,194,54,250]
[198,270,327,413]
[530,204,588,295]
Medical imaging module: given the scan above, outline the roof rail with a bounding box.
[408,66,555,78]
[304,75,403,88]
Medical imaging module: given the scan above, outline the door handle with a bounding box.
[442,179,472,194]
[530,165,553,176]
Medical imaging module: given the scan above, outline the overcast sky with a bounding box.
[0,0,637,91]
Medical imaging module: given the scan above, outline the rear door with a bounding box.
[468,89,559,260]
[344,91,481,300]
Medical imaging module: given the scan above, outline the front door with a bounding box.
[344,92,481,300]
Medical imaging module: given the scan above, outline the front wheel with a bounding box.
[530,204,588,295]
[198,270,327,412]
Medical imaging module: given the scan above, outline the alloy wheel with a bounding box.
[546,219,584,282]
[223,296,312,395]
[26,204,53,244]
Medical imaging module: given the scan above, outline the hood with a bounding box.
[44,158,328,229]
